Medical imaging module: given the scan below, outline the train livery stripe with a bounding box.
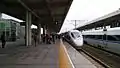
[59,39,75,68]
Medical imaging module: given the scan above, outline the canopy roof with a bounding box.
[0,0,73,32]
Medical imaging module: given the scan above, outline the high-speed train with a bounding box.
[82,27,120,54]
[62,30,83,48]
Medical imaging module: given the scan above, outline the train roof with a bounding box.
[82,27,120,35]
[69,30,80,32]
[77,9,120,30]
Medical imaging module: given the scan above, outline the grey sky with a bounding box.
[60,0,120,33]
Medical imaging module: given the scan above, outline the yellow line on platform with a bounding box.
[59,39,74,68]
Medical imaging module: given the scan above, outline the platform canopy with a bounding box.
[0,0,73,32]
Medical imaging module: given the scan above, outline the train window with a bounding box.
[86,35,95,39]
[112,35,120,41]
[90,35,95,38]
[94,35,97,39]
[107,35,119,41]
[87,35,90,38]
[71,33,75,39]
[96,35,102,39]
[85,35,89,38]
[83,35,86,38]
[73,32,80,38]
[103,34,107,40]
[95,35,102,39]
[116,35,120,40]
[66,35,71,40]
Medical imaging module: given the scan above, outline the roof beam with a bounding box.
[18,0,41,19]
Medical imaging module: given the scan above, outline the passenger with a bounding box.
[52,34,55,43]
[46,34,51,44]
[33,34,37,46]
[58,34,61,39]
[32,34,34,45]
[50,35,52,43]
[45,34,47,44]
[46,34,49,44]
[42,35,45,43]
[1,32,6,48]
[49,35,52,44]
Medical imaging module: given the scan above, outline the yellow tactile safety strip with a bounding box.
[59,40,73,68]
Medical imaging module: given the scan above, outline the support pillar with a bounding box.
[0,12,2,19]
[43,25,46,35]
[43,25,47,43]
[25,11,32,46]
[38,24,41,43]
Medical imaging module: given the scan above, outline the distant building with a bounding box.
[0,19,23,41]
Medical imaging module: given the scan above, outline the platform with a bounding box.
[0,42,59,68]
[62,40,97,68]
[0,39,97,68]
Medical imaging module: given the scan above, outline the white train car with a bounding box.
[63,30,83,48]
[82,27,120,54]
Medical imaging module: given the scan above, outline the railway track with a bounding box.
[87,44,120,57]
[77,48,110,68]
[76,44,120,68]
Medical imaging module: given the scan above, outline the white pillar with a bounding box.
[43,25,46,35]
[26,11,32,46]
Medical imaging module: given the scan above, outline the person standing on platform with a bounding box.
[43,35,45,43]
[1,32,6,48]
[46,34,49,44]
[52,34,55,44]
[33,34,37,46]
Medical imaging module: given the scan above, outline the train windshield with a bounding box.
[73,32,80,38]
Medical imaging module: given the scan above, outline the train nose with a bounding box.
[75,39,83,46]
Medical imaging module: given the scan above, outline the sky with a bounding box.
[59,0,120,33]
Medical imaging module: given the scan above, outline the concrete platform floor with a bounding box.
[0,39,98,68]
[0,43,59,68]
[63,42,97,68]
